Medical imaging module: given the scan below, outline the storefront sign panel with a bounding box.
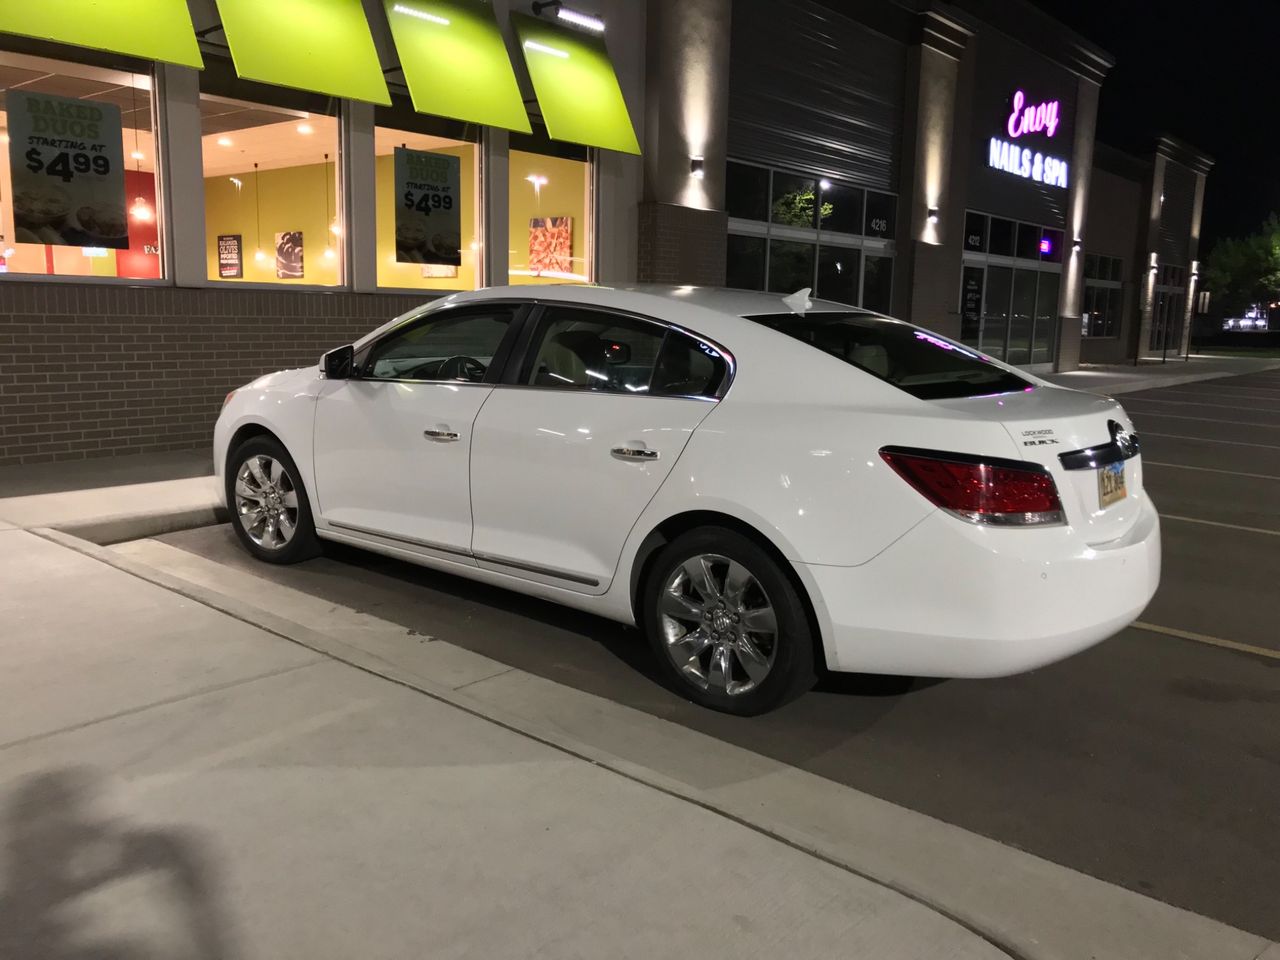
[394,148,461,266]
[0,0,202,68]
[6,91,129,249]
[987,137,1069,189]
[218,234,244,278]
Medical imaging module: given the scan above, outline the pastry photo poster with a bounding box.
[394,147,461,271]
[275,231,303,279]
[6,90,128,248]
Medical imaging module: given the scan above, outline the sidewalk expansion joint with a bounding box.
[32,524,1031,960]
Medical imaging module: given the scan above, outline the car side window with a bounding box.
[651,330,729,399]
[362,307,516,383]
[523,307,666,393]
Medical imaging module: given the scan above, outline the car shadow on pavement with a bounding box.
[0,768,239,960]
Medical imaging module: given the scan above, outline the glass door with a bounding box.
[1006,269,1038,366]
[980,265,1013,359]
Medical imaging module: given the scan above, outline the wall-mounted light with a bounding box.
[689,156,705,180]
[1072,238,1082,252]
[926,207,939,225]
[818,178,832,191]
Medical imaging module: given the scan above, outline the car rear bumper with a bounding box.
[802,496,1161,678]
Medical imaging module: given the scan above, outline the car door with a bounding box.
[469,303,731,593]
[312,302,523,558]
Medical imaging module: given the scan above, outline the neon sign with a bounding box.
[1007,90,1060,139]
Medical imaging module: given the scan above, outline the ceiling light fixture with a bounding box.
[556,7,605,31]
[130,196,153,222]
[217,136,233,147]
[524,39,569,58]
[297,123,314,135]
[392,3,449,24]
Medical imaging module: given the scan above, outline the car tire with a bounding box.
[225,435,320,565]
[642,526,816,715]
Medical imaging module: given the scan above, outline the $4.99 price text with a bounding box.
[25,147,111,182]
[403,189,454,215]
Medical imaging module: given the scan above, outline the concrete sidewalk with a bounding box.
[0,526,1006,960]
[1044,352,1280,395]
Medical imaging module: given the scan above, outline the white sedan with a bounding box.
[215,285,1160,714]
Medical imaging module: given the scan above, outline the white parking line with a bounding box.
[1141,432,1280,449]
[1161,514,1280,536]
[1131,621,1280,661]
[1129,411,1280,428]
[1142,461,1280,481]
[1122,396,1280,412]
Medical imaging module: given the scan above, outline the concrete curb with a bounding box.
[34,522,1279,960]
[1047,357,1280,396]
[55,504,229,546]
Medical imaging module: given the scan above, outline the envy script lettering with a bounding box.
[1007,90,1060,139]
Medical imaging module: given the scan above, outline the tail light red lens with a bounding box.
[880,447,1065,526]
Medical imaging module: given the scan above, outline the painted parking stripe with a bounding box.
[1141,431,1280,449]
[1131,621,1280,661]
[1142,460,1280,481]
[1161,514,1280,536]
[1122,396,1280,412]
[1128,411,1280,428]
[1139,390,1280,403]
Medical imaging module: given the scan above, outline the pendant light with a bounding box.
[253,162,266,262]
[128,75,153,223]
[323,152,336,260]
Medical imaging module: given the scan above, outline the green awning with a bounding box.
[512,14,639,155]
[0,0,203,68]
[383,0,530,133]
[214,0,390,105]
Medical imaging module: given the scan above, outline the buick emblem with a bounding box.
[1108,420,1138,458]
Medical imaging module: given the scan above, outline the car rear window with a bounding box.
[745,312,1031,400]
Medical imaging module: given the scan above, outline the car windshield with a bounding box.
[745,312,1032,400]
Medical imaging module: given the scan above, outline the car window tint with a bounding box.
[364,308,515,382]
[746,312,1031,400]
[651,330,729,398]
[524,307,666,393]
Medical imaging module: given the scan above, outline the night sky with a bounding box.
[1026,0,1280,253]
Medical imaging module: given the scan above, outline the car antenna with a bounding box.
[782,287,813,316]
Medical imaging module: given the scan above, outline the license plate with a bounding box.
[1098,461,1127,508]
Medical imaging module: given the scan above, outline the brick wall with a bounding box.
[0,282,426,466]
[637,202,728,285]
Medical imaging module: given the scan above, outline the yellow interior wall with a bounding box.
[204,161,340,285]
[508,150,589,285]
[375,143,478,291]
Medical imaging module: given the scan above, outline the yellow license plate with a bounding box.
[1099,461,1126,508]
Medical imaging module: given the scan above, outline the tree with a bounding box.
[1203,214,1280,319]
[771,188,834,228]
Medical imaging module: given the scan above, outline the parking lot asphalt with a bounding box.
[157,369,1280,942]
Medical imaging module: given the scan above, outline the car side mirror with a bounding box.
[322,344,354,380]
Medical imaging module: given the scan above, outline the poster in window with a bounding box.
[6,90,128,248]
[394,147,460,267]
[218,234,243,278]
[275,231,303,279]
[529,216,572,274]
[961,267,984,342]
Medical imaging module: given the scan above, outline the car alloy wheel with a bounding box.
[234,454,300,551]
[658,553,778,696]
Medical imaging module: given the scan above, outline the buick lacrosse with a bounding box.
[215,284,1160,714]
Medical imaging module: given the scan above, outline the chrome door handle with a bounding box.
[424,428,460,442]
[611,445,659,461]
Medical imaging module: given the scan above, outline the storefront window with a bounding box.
[819,180,862,235]
[1032,271,1059,364]
[963,212,987,253]
[1014,223,1041,260]
[726,161,769,222]
[726,234,765,290]
[375,111,479,291]
[864,192,896,239]
[200,90,339,285]
[862,255,893,313]
[988,217,1015,256]
[1083,255,1124,338]
[771,172,819,228]
[817,244,859,304]
[508,140,591,285]
[0,53,161,280]
[767,239,814,292]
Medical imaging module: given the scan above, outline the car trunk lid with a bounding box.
[931,385,1144,544]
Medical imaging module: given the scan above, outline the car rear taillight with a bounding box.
[879,447,1064,527]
